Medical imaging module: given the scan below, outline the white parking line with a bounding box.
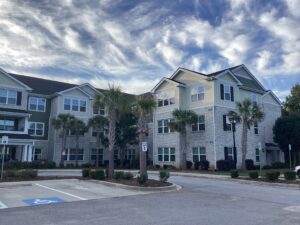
[0,201,8,209]
[35,183,87,201]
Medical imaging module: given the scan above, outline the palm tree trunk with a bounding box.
[75,132,79,167]
[139,111,147,176]
[61,130,66,165]
[241,121,248,170]
[180,131,187,170]
[108,109,116,178]
[96,131,100,168]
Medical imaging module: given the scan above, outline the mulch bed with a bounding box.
[235,177,300,184]
[0,176,79,182]
[105,178,172,187]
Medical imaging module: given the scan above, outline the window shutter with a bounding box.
[230,86,234,101]
[220,84,224,100]
[17,92,22,105]
[223,115,227,131]
[224,147,228,160]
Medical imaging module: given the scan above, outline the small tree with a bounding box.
[94,84,127,178]
[88,115,108,168]
[69,118,87,167]
[136,95,156,176]
[52,113,75,164]
[169,109,198,170]
[228,99,264,170]
[283,83,300,115]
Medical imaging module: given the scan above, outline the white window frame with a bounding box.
[226,147,234,161]
[255,148,260,163]
[93,104,105,115]
[254,122,258,134]
[64,97,87,112]
[33,148,42,161]
[223,84,231,101]
[0,89,17,105]
[65,148,84,161]
[91,148,103,161]
[251,94,257,106]
[192,115,205,132]
[158,119,173,134]
[28,122,44,136]
[158,147,175,162]
[126,149,136,160]
[191,85,205,102]
[192,147,206,162]
[28,97,46,112]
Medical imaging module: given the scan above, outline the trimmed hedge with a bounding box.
[249,171,259,179]
[82,168,91,177]
[114,171,125,180]
[4,169,38,180]
[159,170,170,182]
[230,170,239,178]
[89,170,96,179]
[186,161,193,169]
[265,171,280,181]
[284,171,296,180]
[245,159,254,170]
[4,160,56,169]
[217,160,236,171]
[272,162,287,169]
[95,169,105,180]
[123,172,134,180]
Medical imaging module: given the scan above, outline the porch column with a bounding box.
[24,117,29,134]
[27,145,33,162]
[22,145,28,162]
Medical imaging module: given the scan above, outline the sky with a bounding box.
[0,0,299,100]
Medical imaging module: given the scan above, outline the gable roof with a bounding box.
[0,68,32,91]
[151,77,185,93]
[10,73,76,95]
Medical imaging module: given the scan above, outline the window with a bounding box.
[224,147,233,160]
[192,115,205,132]
[191,85,205,102]
[114,150,119,160]
[158,147,175,162]
[93,104,105,115]
[223,115,232,131]
[64,98,86,112]
[255,148,260,162]
[64,148,84,161]
[33,148,42,161]
[220,84,234,101]
[158,119,173,134]
[69,129,85,136]
[251,94,257,106]
[29,97,46,112]
[254,122,258,134]
[125,149,136,160]
[157,92,175,107]
[28,122,44,136]
[0,119,16,131]
[91,148,103,161]
[192,147,206,162]
[0,89,17,105]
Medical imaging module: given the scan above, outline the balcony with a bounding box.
[0,109,30,134]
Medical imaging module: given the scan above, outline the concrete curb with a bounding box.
[86,179,181,192]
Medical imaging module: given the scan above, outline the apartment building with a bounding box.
[0,68,141,165]
[151,65,282,169]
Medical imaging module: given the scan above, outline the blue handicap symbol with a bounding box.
[23,197,64,206]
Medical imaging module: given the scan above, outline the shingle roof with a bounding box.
[235,76,265,91]
[9,73,76,95]
[207,65,242,77]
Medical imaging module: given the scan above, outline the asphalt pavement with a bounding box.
[0,175,299,225]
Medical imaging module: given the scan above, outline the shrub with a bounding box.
[159,170,170,182]
[194,161,200,170]
[186,161,193,170]
[82,168,90,178]
[95,169,105,180]
[199,160,210,170]
[155,164,161,169]
[272,162,286,169]
[137,174,148,185]
[217,160,235,171]
[59,163,64,168]
[262,165,271,170]
[245,159,254,170]
[265,171,280,181]
[19,169,37,179]
[81,163,92,168]
[130,160,139,169]
[4,170,18,178]
[163,165,176,170]
[230,170,239,178]
[114,171,124,180]
[123,172,134,180]
[89,170,96,179]
[249,171,259,179]
[284,171,296,181]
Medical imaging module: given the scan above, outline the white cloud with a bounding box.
[155,42,185,69]
[285,0,300,18]
[256,50,271,70]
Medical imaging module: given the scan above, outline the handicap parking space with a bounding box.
[0,179,151,209]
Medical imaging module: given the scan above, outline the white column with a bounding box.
[24,117,29,134]
[27,145,33,162]
[22,145,28,162]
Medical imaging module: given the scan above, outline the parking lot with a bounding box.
[0,179,152,209]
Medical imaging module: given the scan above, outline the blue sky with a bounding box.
[0,0,299,100]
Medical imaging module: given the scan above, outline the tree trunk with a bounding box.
[75,132,79,167]
[60,130,66,165]
[180,131,187,170]
[139,111,147,176]
[241,121,248,170]
[108,109,116,178]
[96,131,100,168]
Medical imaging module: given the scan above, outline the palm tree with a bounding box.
[52,113,75,164]
[136,95,156,176]
[228,98,264,170]
[169,109,198,170]
[69,118,87,167]
[94,84,127,178]
[88,115,108,168]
